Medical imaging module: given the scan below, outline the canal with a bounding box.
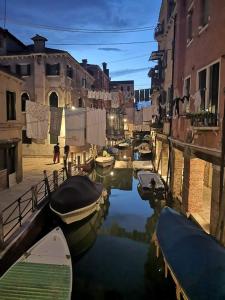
[53,155,176,299]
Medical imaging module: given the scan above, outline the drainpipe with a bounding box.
[166,14,177,197]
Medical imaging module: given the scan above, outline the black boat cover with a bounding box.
[50,175,103,214]
[156,207,225,300]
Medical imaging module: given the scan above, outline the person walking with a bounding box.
[64,144,70,161]
[53,143,60,164]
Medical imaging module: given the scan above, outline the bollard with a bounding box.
[77,155,81,170]
[71,152,74,163]
[83,152,86,164]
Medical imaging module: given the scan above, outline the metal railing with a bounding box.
[0,158,93,249]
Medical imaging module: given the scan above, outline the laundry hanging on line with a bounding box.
[26,100,49,140]
[86,109,106,146]
[49,107,63,137]
[65,108,86,146]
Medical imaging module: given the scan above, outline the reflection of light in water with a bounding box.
[110,171,114,176]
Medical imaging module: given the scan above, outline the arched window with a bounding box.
[49,92,58,144]
[49,92,58,107]
[21,93,29,112]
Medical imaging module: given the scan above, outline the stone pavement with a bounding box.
[0,157,63,211]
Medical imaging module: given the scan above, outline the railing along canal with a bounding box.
[0,162,86,249]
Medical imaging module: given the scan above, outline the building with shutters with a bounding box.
[0,28,94,157]
[0,67,23,190]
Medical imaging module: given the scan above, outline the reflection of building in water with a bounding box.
[63,198,110,260]
[93,167,133,191]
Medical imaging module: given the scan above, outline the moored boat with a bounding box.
[137,170,164,198]
[117,142,129,149]
[0,227,72,299]
[108,147,119,155]
[95,156,114,167]
[50,175,105,224]
[154,207,225,300]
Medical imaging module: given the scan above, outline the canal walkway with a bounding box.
[0,158,63,211]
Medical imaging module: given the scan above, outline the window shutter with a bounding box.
[57,63,60,75]
[16,64,21,75]
[27,64,31,75]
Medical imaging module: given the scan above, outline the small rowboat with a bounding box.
[137,171,164,198]
[0,227,72,299]
[50,175,105,224]
[95,156,114,168]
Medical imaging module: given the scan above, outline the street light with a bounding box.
[71,106,76,110]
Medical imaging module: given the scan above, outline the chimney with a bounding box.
[82,59,88,69]
[31,34,47,53]
[102,62,107,72]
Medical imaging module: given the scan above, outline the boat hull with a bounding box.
[50,194,104,224]
[0,227,72,299]
[95,156,114,168]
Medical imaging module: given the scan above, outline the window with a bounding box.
[6,91,16,120]
[0,148,6,170]
[67,65,73,78]
[21,93,29,112]
[209,63,220,113]
[127,86,130,92]
[121,86,124,92]
[49,92,58,144]
[199,69,207,110]
[0,38,3,48]
[198,62,220,114]
[78,98,83,108]
[167,0,175,20]
[46,63,60,76]
[49,92,58,108]
[16,64,31,76]
[82,78,87,88]
[184,77,191,97]
[200,0,209,27]
[187,9,193,41]
[22,130,32,144]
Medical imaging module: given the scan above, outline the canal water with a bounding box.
[55,153,176,299]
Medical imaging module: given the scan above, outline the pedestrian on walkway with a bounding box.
[53,143,60,164]
[64,144,70,161]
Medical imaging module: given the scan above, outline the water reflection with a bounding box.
[69,168,176,299]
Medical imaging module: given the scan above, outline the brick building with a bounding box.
[152,0,225,243]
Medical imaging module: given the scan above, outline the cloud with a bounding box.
[98,47,123,52]
[110,67,149,77]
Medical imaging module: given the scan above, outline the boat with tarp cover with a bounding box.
[95,156,114,168]
[154,207,225,300]
[50,175,104,224]
[0,227,72,299]
[137,171,164,198]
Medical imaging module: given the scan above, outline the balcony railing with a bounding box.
[186,112,219,128]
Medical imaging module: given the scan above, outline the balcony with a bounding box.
[186,112,219,129]
[154,23,164,40]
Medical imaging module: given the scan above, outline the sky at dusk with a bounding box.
[0,0,161,89]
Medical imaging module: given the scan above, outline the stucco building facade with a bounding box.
[0,68,23,190]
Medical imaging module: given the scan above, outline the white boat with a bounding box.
[0,227,72,299]
[95,156,114,167]
[137,171,164,197]
[50,176,105,224]
[117,142,130,149]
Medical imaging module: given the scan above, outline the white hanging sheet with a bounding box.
[65,108,86,146]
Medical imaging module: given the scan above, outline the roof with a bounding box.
[0,66,22,80]
[5,44,67,56]
[0,27,26,49]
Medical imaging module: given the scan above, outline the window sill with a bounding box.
[21,75,30,78]
[186,38,193,48]
[192,126,219,131]
[198,23,209,36]
[46,75,60,77]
